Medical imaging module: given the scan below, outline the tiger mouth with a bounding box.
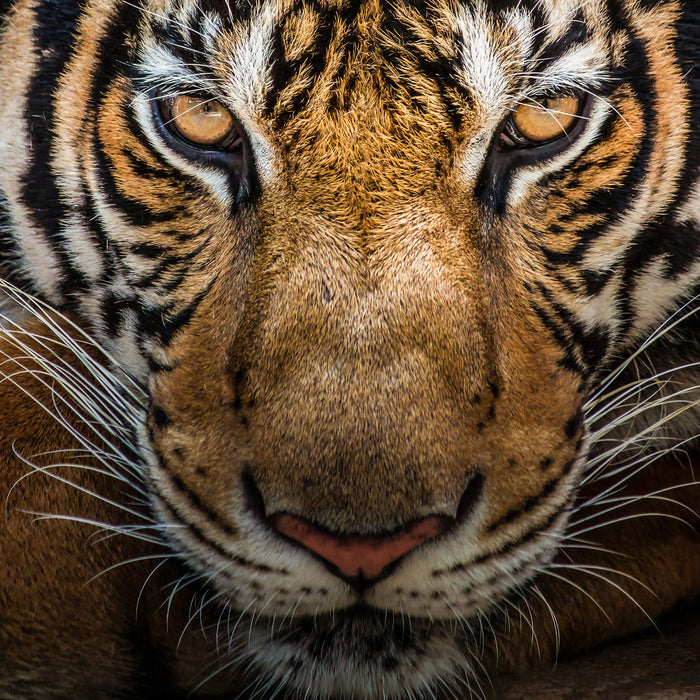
[217,603,479,699]
[244,467,487,593]
[148,455,577,620]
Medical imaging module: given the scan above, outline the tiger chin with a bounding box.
[0,0,699,697]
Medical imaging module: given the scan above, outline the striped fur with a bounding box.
[0,0,698,698]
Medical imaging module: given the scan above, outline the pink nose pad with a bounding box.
[272,513,448,582]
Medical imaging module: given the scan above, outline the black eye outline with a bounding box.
[498,91,589,152]
[475,91,591,213]
[149,90,255,202]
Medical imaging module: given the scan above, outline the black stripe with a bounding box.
[433,496,571,577]
[527,28,658,311]
[101,290,137,338]
[534,11,589,64]
[133,240,210,290]
[536,109,632,242]
[579,266,616,297]
[92,121,191,227]
[119,103,186,182]
[0,0,16,21]
[268,9,334,126]
[84,4,199,229]
[625,219,700,283]
[381,3,467,130]
[605,0,631,32]
[169,473,237,537]
[534,281,610,372]
[487,476,561,532]
[669,4,700,218]
[153,469,287,575]
[21,0,91,299]
[266,0,363,126]
[136,275,217,345]
[130,242,168,259]
[579,40,656,233]
[614,25,680,336]
[529,298,585,376]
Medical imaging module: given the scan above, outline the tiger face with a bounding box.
[0,0,698,696]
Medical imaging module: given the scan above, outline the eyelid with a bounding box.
[145,89,255,204]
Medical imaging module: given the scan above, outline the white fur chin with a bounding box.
[236,615,477,700]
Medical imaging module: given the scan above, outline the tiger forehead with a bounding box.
[143,0,608,127]
[255,0,480,142]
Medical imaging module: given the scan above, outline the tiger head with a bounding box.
[1,0,698,695]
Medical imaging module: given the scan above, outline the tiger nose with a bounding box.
[271,513,448,591]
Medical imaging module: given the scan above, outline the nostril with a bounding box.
[456,470,484,524]
[271,512,449,592]
[241,468,484,593]
[242,466,266,517]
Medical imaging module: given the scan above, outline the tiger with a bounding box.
[0,0,699,697]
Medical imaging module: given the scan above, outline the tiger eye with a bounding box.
[166,96,236,147]
[511,95,580,143]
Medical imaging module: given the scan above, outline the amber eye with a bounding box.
[509,94,581,144]
[160,95,240,149]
